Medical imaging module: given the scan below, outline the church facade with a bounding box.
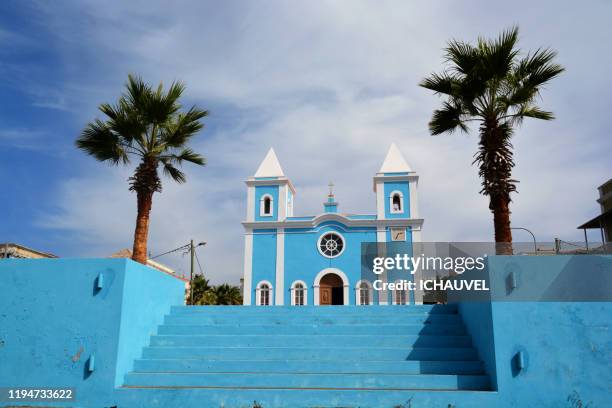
[242,144,424,306]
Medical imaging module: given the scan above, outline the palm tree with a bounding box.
[76,74,207,264]
[190,274,211,305]
[212,284,243,305]
[420,27,563,252]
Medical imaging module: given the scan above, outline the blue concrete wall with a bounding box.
[0,258,185,406]
[453,255,612,406]
[283,222,377,305]
[251,229,278,303]
[383,181,410,219]
[255,185,279,221]
[115,260,185,386]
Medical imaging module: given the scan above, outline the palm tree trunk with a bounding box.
[478,118,516,255]
[491,194,513,254]
[132,188,153,264]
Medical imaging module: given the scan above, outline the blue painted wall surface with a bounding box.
[283,222,377,305]
[383,181,410,218]
[254,185,279,221]
[251,229,278,302]
[0,258,184,406]
[115,261,185,386]
[453,255,612,406]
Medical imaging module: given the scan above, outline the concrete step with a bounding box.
[141,346,478,361]
[170,304,458,315]
[163,313,463,325]
[158,323,468,335]
[149,334,473,348]
[115,387,498,408]
[133,359,485,375]
[123,372,490,390]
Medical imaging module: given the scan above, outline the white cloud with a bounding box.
[31,0,612,283]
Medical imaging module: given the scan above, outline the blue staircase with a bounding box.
[118,305,492,407]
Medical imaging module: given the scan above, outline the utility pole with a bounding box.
[150,240,205,305]
[190,239,195,305]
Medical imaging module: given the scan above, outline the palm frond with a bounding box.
[444,39,478,75]
[161,106,208,148]
[429,101,468,135]
[160,159,187,183]
[161,148,206,166]
[76,119,129,164]
[419,72,459,96]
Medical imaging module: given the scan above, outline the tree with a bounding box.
[190,274,211,305]
[420,27,563,252]
[76,74,207,264]
[212,284,243,305]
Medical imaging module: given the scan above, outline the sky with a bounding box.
[1,0,611,284]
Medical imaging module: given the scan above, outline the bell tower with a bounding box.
[245,148,295,222]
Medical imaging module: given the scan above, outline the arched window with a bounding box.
[356,280,372,305]
[393,280,408,305]
[256,281,272,305]
[390,191,403,214]
[291,281,307,306]
[260,194,273,217]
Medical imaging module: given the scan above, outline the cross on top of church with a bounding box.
[328,181,334,197]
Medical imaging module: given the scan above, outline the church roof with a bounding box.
[378,143,412,173]
[254,148,285,177]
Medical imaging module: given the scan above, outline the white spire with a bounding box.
[378,143,412,173]
[254,148,285,177]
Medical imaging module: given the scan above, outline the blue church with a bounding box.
[242,144,424,306]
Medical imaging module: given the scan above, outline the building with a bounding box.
[242,144,424,306]
[577,178,612,249]
[0,243,57,259]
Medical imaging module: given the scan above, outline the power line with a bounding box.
[194,248,204,276]
[150,243,190,259]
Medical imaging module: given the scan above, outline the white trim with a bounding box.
[389,190,404,214]
[242,230,253,305]
[278,184,287,221]
[392,279,409,305]
[255,280,273,306]
[246,186,255,222]
[313,268,350,306]
[373,174,419,184]
[317,231,346,258]
[260,194,274,217]
[410,238,424,305]
[287,190,294,217]
[376,228,388,305]
[409,177,419,219]
[275,228,285,305]
[290,280,308,306]
[355,280,374,305]
[376,181,385,219]
[243,213,424,229]
[245,177,296,195]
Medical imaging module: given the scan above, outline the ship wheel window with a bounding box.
[317,232,345,258]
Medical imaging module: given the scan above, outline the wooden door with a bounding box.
[320,287,332,305]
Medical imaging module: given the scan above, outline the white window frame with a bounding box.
[317,231,346,258]
[290,280,308,306]
[392,279,409,305]
[255,280,273,305]
[389,190,404,214]
[260,194,274,217]
[355,280,374,305]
